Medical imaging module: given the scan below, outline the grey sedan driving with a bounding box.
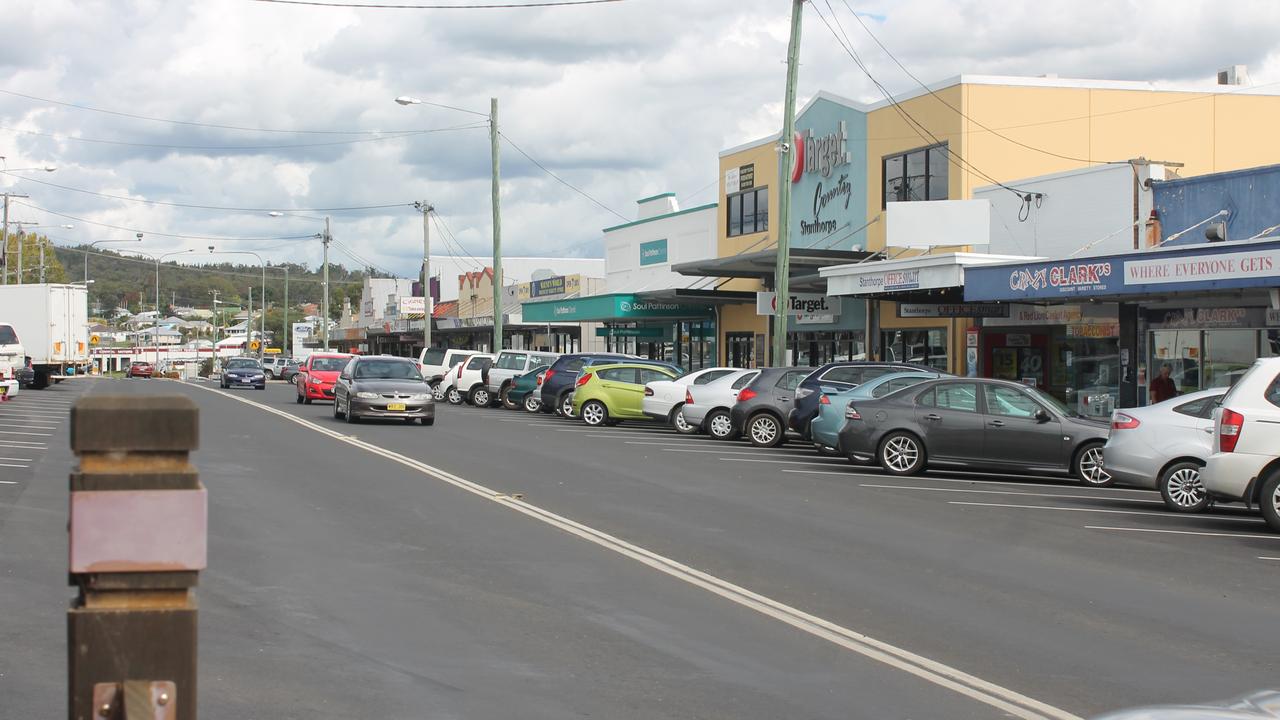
[333,355,435,425]
[837,378,1112,485]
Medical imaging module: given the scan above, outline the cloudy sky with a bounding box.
[3,0,1279,279]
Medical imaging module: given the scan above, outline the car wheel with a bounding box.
[748,413,784,448]
[304,396,313,405]
[1259,471,1280,533]
[580,400,608,427]
[421,417,435,426]
[500,386,516,410]
[447,387,463,405]
[878,431,925,476]
[403,417,416,424]
[560,393,575,418]
[471,387,491,407]
[345,401,359,423]
[524,394,542,413]
[430,381,445,401]
[265,371,275,380]
[706,409,735,440]
[1074,442,1112,487]
[1159,461,1210,513]
[333,399,345,419]
[672,406,697,434]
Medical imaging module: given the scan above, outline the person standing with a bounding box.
[1149,363,1178,404]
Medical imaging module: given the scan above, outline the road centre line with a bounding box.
[950,501,1262,523]
[186,381,1081,720]
[1085,526,1280,541]
[860,484,1164,504]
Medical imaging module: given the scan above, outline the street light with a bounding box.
[121,247,194,366]
[86,232,143,284]
[396,93,504,353]
[268,212,330,351]
[207,247,266,359]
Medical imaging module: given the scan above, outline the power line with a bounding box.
[0,171,417,213]
[430,212,485,270]
[15,201,320,242]
[48,240,367,285]
[253,0,627,8]
[0,87,433,135]
[0,123,484,151]
[499,133,629,221]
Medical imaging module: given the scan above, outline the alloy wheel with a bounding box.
[750,416,779,446]
[524,395,542,413]
[1165,467,1206,509]
[447,387,462,404]
[431,382,444,401]
[473,389,490,407]
[581,401,606,426]
[882,436,919,473]
[1271,482,1280,520]
[1077,446,1111,486]
[673,410,692,433]
[561,394,575,418]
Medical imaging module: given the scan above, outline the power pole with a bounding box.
[322,216,331,351]
[772,0,804,367]
[415,201,433,352]
[247,286,253,356]
[1,192,28,285]
[283,266,289,359]
[39,233,46,283]
[490,98,504,354]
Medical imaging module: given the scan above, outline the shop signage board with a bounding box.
[965,239,1280,301]
[595,327,664,338]
[523,294,712,323]
[1145,307,1271,329]
[398,296,427,318]
[1066,323,1120,338]
[983,304,1087,326]
[787,96,868,251]
[828,263,963,296]
[756,291,841,324]
[639,239,668,266]
[897,303,1009,318]
[726,164,756,194]
[530,275,566,298]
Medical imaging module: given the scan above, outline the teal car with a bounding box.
[508,365,550,412]
[809,371,942,451]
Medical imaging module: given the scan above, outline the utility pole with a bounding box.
[1,192,28,285]
[772,0,804,367]
[490,98,504,354]
[415,200,433,352]
[39,232,46,283]
[247,286,253,356]
[283,266,289,359]
[322,216,331,350]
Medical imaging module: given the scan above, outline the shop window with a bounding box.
[987,385,1041,418]
[883,144,948,207]
[727,187,769,237]
[881,329,948,371]
[1149,330,1200,397]
[1204,329,1257,389]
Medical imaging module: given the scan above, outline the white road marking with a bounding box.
[722,456,848,465]
[950,501,1261,522]
[0,479,18,484]
[0,422,58,430]
[1085,526,1280,541]
[860,484,1164,505]
[663,446,826,457]
[0,440,47,447]
[780,468,1158,495]
[0,408,67,416]
[187,380,1082,720]
[0,456,33,461]
[0,462,29,468]
[1259,556,1280,561]
[0,430,52,437]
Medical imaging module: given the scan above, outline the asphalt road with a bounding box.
[2,377,1277,719]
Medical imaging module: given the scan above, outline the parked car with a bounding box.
[809,371,942,452]
[539,353,637,417]
[837,377,1112,484]
[1203,357,1280,531]
[642,366,738,433]
[487,350,561,409]
[1103,388,1226,512]
[260,355,290,379]
[295,352,353,404]
[573,363,679,427]
[507,365,550,413]
[219,357,266,390]
[681,370,760,440]
[127,361,154,379]
[15,363,35,389]
[789,361,939,439]
[453,353,496,406]
[417,348,474,398]
[333,355,434,425]
[279,360,303,384]
[1095,690,1280,720]
[729,367,814,447]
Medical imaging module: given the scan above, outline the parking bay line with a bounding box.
[0,463,29,468]
[659,446,837,458]
[1085,526,1280,541]
[0,456,34,462]
[0,479,19,484]
[1259,556,1280,561]
[720,456,850,465]
[778,469,1158,495]
[950,501,1263,523]
[0,422,58,430]
[0,430,52,437]
[861,484,1165,505]
[187,380,1082,720]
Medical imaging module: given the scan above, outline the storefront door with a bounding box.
[882,329,948,371]
[727,332,755,368]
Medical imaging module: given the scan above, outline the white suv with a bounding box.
[1203,356,1280,531]
[452,353,496,406]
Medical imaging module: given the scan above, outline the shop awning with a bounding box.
[822,252,1037,300]
[673,247,872,280]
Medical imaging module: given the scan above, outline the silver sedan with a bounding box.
[1103,388,1225,512]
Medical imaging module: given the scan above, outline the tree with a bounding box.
[4,232,67,283]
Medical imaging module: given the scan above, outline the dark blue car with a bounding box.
[788,361,940,438]
[220,356,267,390]
[539,353,683,417]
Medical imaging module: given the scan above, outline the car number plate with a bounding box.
[237,378,252,383]
[386,402,406,411]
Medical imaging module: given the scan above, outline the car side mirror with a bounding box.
[1035,409,1051,423]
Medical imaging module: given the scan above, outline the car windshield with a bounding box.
[310,357,348,372]
[1029,387,1080,418]
[355,360,421,380]
[226,359,259,370]
[0,326,17,344]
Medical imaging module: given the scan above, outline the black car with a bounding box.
[729,367,814,448]
[539,353,653,417]
[836,377,1111,485]
[789,361,941,439]
[279,360,302,384]
[219,357,266,390]
[15,364,35,389]
[333,355,435,425]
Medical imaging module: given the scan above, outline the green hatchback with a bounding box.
[572,363,679,427]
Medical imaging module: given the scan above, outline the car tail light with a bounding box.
[685,389,693,405]
[536,372,545,386]
[456,364,463,378]
[576,372,593,388]
[544,369,555,384]
[644,386,654,396]
[819,394,830,405]
[845,403,861,420]
[1111,412,1140,430]
[737,388,757,403]
[1219,408,1244,453]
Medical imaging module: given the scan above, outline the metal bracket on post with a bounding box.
[69,396,201,720]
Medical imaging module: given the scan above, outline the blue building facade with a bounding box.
[788,93,870,252]
[1153,163,1280,246]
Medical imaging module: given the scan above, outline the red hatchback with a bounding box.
[295,353,353,404]
[127,361,154,378]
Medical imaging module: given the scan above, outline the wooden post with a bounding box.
[68,395,202,720]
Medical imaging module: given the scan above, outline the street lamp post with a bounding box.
[123,247,194,366]
[396,94,503,353]
[207,248,266,359]
[86,233,143,284]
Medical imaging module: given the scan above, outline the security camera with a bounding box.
[778,142,791,153]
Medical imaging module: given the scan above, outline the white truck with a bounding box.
[0,284,90,389]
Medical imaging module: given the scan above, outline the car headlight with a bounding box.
[252,374,264,379]
[356,391,379,399]
[410,393,431,401]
